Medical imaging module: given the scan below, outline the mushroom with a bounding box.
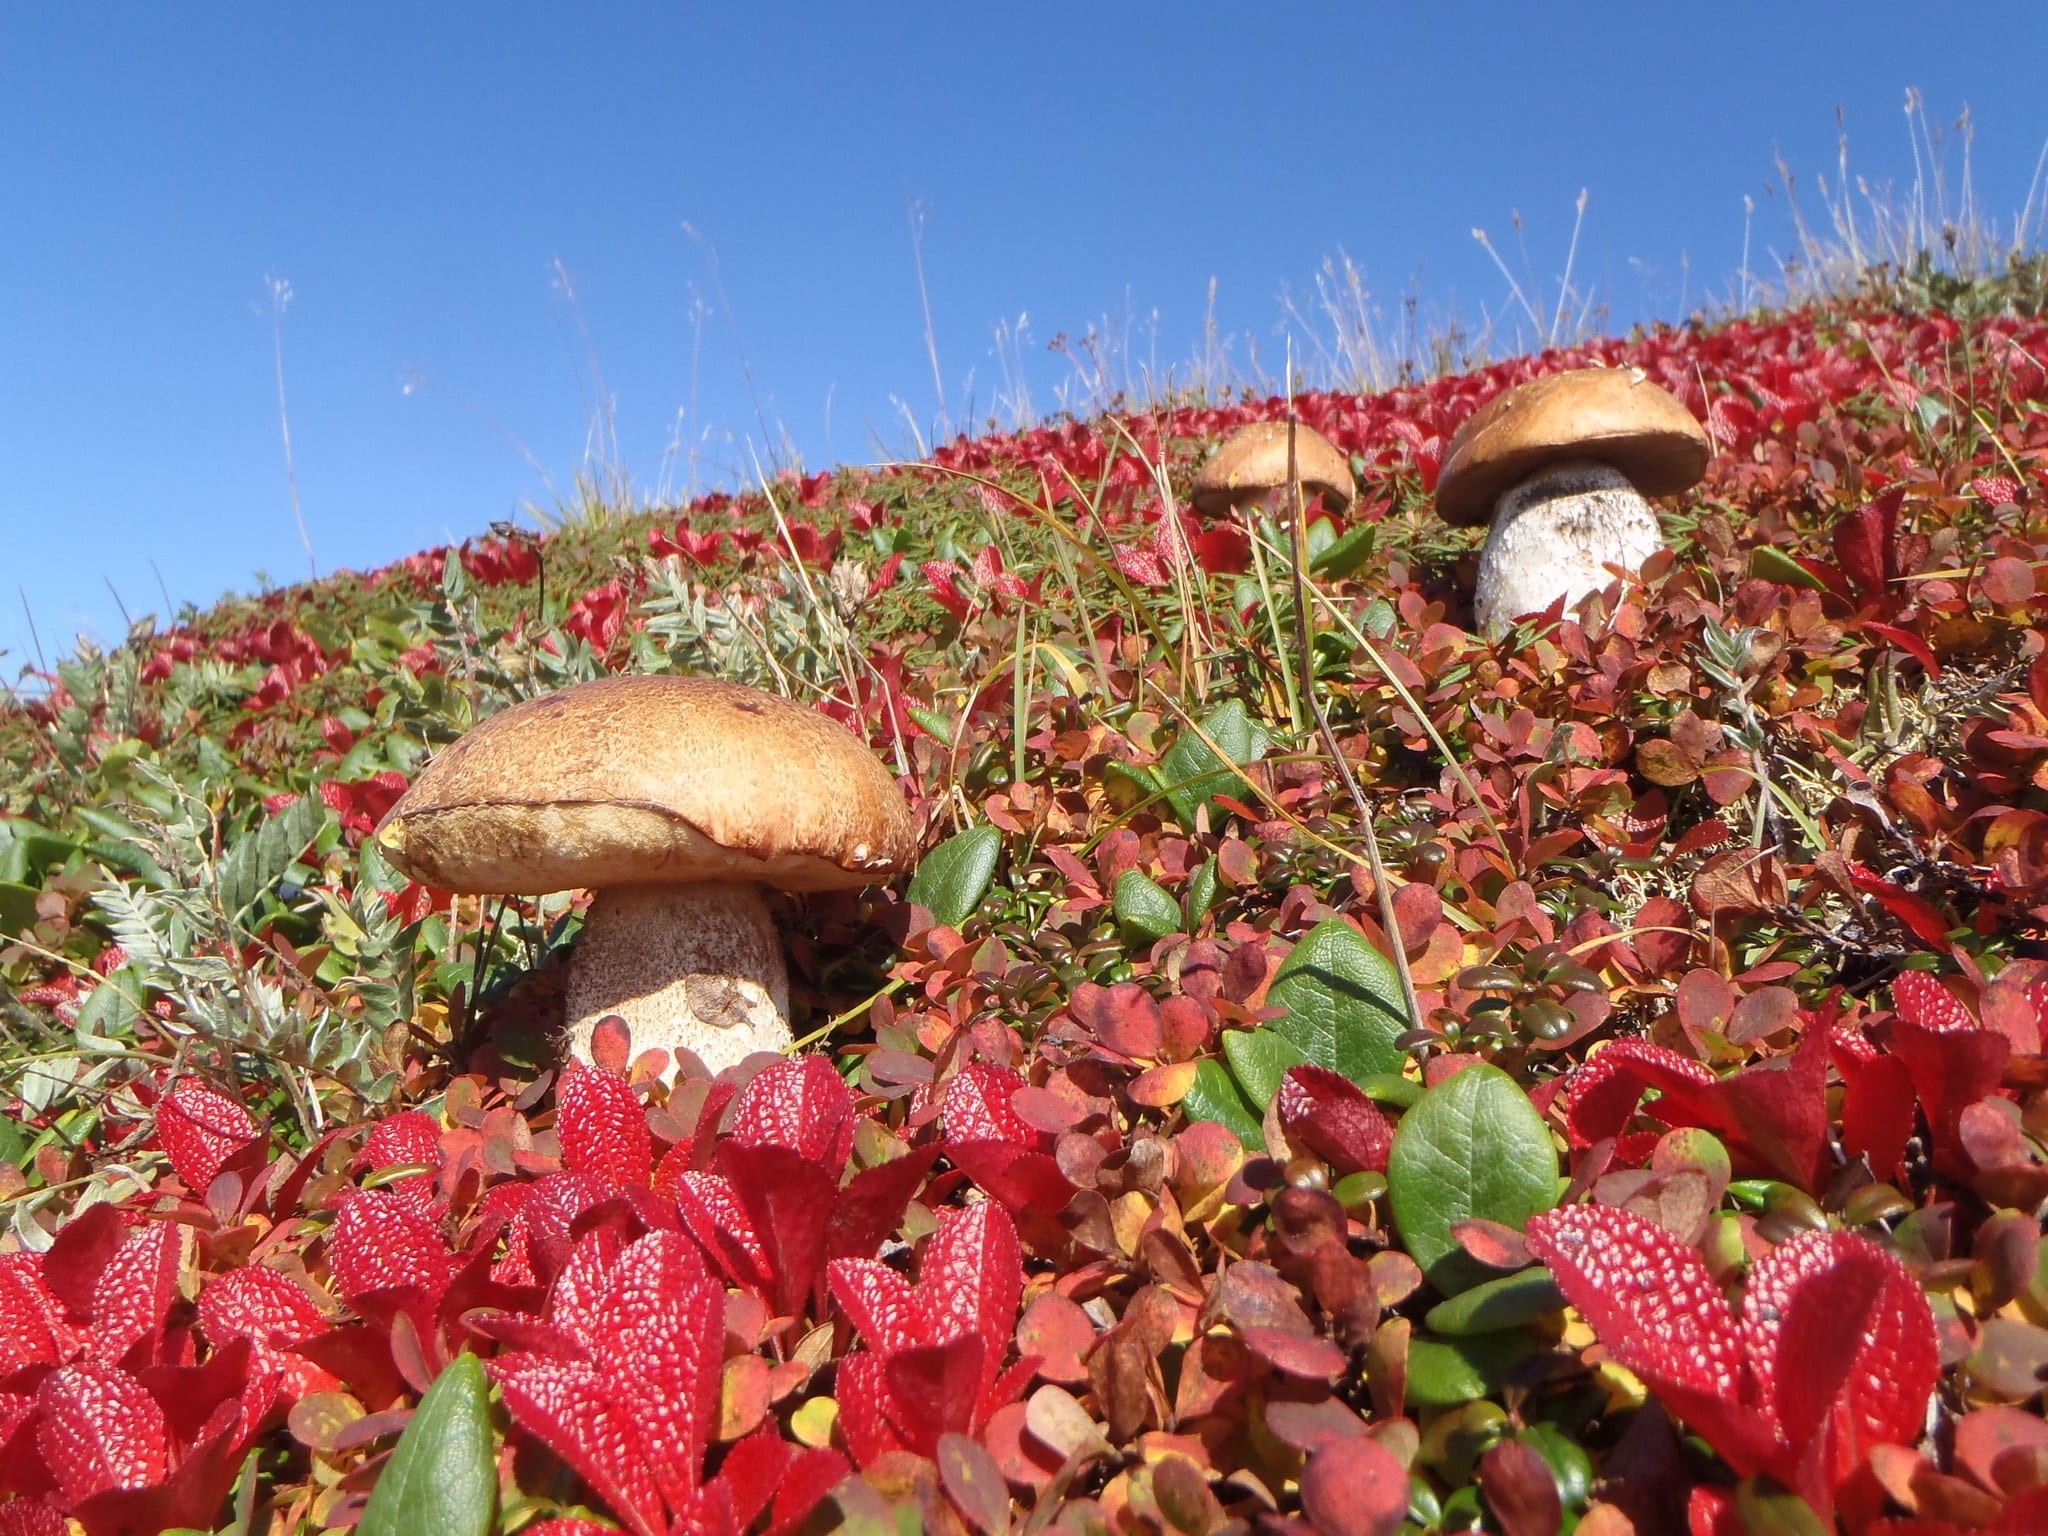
[1435,366,1711,633]
[374,675,917,1075]
[1190,419,1355,518]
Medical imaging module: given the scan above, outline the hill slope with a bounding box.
[2,276,2047,1532]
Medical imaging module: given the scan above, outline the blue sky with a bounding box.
[4,3,2045,666]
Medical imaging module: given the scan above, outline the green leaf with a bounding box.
[0,883,38,940]
[1311,523,1377,580]
[218,795,332,926]
[1113,869,1182,943]
[358,1353,496,1536]
[73,972,144,1040]
[1267,918,1408,1081]
[1359,598,1397,638]
[907,705,955,747]
[1183,857,1218,929]
[1746,545,1833,593]
[0,820,77,885]
[905,824,1001,928]
[0,1114,26,1167]
[1422,1266,1564,1336]
[1388,1064,1557,1295]
[1157,700,1267,829]
[1183,1059,1265,1149]
[1404,1329,1536,1406]
[1359,1072,1422,1110]
[1221,1026,1310,1109]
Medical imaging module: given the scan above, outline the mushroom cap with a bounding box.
[1190,420,1355,517]
[375,675,917,895]
[1434,367,1712,526]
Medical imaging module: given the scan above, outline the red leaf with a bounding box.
[715,1428,791,1530]
[1092,982,1164,1060]
[154,1078,260,1194]
[924,1204,1023,1392]
[41,1204,126,1327]
[0,1503,62,1535]
[1836,1050,1917,1186]
[198,1267,330,1393]
[942,1064,1050,1150]
[583,1233,724,1515]
[674,1173,772,1294]
[1834,487,1904,599]
[1478,1439,1566,1536]
[716,1142,839,1317]
[1298,1436,1411,1536]
[943,1141,1073,1217]
[824,1145,939,1265]
[202,1269,329,1351]
[491,1354,666,1536]
[556,1063,652,1189]
[0,1254,80,1375]
[1744,1230,1936,1489]
[1863,622,1943,679]
[1890,976,2011,1171]
[937,1431,1012,1536]
[90,1222,183,1368]
[35,1363,170,1503]
[882,1335,984,1454]
[325,1188,451,1333]
[1526,1205,1776,1473]
[1849,871,1955,955]
[1243,1326,1347,1380]
[1276,1065,1394,1175]
[728,1057,856,1171]
[1565,1030,1832,1192]
[764,1446,852,1536]
[830,1351,904,1467]
[829,1259,927,1357]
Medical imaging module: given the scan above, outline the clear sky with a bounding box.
[4,3,2046,666]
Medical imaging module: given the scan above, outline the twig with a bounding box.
[1281,417,1425,1036]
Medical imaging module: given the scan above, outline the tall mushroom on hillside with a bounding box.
[1436,367,1711,633]
[1190,419,1356,518]
[374,675,917,1075]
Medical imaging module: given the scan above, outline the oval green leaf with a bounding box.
[1183,857,1219,930]
[0,882,38,941]
[1113,868,1183,943]
[1422,1266,1564,1336]
[1183,1058,1264,1150]
[1403,1329,1536,1406]
[1388,1064,1557,1295]
[1267,918,1408,1081]
[1157,699,1268,829]
[1311,523,1377,580]
[1747,545,1834,593]
[906,824,1002,928]
[358,1353,497,1536]
[1221,1025,1310,1110]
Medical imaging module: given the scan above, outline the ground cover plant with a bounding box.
[3,255,2048,1534]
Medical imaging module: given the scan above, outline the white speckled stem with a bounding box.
[1472,460,1665,634]
[564,881,790,1077]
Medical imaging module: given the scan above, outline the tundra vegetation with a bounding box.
[4,250,2048,1535]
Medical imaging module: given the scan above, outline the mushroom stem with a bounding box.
[1472,460,1664,633]
[564,881,791,1076]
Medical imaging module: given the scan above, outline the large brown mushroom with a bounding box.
[1436,367,1711,632]
[1190,419,1355,517]
[374,675,917,1075]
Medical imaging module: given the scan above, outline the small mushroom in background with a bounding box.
[1190,419,1356,519]
[375,675,916,1076]
[1435,366,1711,633]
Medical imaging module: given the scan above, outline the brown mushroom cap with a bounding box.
[1435,367,1711,526]
[1190,420,1355,517]
[375,675,917,895]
